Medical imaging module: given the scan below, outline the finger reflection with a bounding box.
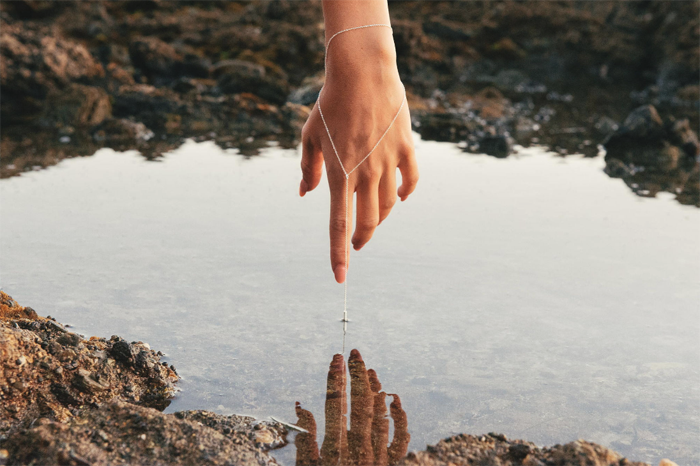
[295,349,410,466]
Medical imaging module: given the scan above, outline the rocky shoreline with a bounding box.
[0,292,682,466]
[1,0,698,205]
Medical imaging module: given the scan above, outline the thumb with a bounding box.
[300,129,323,197]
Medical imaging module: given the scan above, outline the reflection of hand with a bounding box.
[295,349,410,466]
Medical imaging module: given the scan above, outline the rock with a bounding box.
[128,36,180,80]
[0,18,102,123]
[94,118,154,142]
[0,292,178,438]
[288,73,324,106]
[175,411,286,450]
[422,18,473,41]
[479,134,512,158]
[43,83,112,127]
[604,105,697,169]
[666,118,700,157]
[617,105,665,140]
[3,401,281,466]
[397,434,649,466]
[659,460,679,466]
[213,59,290,105]
[418,113,471,142]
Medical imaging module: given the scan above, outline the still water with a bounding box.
[1,138,698,464]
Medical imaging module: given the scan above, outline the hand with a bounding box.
[299,25,418,284]
[294,349,410,466]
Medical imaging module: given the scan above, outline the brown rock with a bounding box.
[3,401,281,466]
[397,434,649,466]
[44,83,112,127]
[0,293,178,438]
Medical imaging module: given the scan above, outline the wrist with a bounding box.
[322,0,391,43]
[324,29,398,84]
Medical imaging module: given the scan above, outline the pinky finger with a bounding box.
[397,148,419,201]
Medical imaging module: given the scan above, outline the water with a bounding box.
[1,138,698,465]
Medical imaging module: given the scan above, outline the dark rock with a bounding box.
[604,105,696,170]
[43,83,112,128]
[213,59,290,105]
[479,135,512,158]
[422,18,473,41]
[109,339,134,364]
[128,36,180,81]
[0,18,103,124]
[288,74,324,106]
[666,118,700,157]
[418,113,471,142]
[615,105,665,140]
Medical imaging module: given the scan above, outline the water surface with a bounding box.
[1,138,698,464]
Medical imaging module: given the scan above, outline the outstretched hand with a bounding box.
[299,25,418,284]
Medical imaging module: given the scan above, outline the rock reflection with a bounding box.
[295,350,410,466]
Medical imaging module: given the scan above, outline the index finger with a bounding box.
[329,175,353,283]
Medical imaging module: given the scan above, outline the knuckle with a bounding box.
[357,218,377,232]
[330,217,347,235]
[381,196,397,210]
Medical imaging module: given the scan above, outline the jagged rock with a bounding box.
[3,401,281,466]
[43,83,111,127]
[128,36,180,80]
[213,59,290,105]
[0,292,178,438]
[397,433,650,466]
[479,134,512,158]
[418,113,471,142]
[0,18,103,123]
[604,105,698,171]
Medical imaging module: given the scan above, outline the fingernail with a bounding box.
[299,179,308,196]
[333,265,346,283]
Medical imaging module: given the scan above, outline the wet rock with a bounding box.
[94,118,154,143]
[128,36,180,81]
[422,18,473,41]
[43,83,112,128]
[3,401,281,466]
[175,411,286,450]
[603,105,695,167]
[666,118,700,157]
[418,113,471,142]
[398,434,650,466]
[479,134,512,158]
[288,73,324,106]
[0,17,103,124]
[0,292,178,438]
[2,1,73,19]
[213,59,290,105]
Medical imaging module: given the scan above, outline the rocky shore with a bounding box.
[1,0,698,205]
[0,292,681,466]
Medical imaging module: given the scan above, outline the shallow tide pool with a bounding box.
[1,138,698,464]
